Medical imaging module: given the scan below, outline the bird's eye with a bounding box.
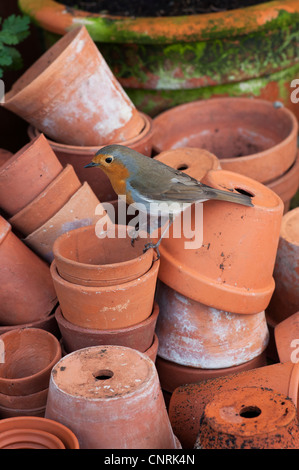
[105,157,113,164]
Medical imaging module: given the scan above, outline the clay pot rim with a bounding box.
[53,223,154,283]
[267,150,299,198]
[55,301,159,335]
[0,308,57,335]
[0,427,66,449]
[0,416,79,449]
[8,164,80,227]
[0,216,11,245]
[153,98,298,163]
[279,207,299,246]
[18,0,299,42]
[50,257,160,293]
[0,328,61,386]
[0,136,43,172]
[145,333,159,360]
[27,111,152,153]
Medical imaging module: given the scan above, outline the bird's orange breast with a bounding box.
[104,161,134,204]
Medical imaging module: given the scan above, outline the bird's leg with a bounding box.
[130,221,140,247]
[143,214,174,260]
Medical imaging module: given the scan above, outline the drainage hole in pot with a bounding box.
[234,188,255,198]
[177,164,189,171]
[239,406,261,419]
[93,369,114,380]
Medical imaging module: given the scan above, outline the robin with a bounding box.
[85,145,253,258]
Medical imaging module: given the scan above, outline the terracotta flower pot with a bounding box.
[274,311,299,363]
[195,386,299,449]
[50,258,160,330]
[155,352,267,395]
[267,151,299,214]
[0,404,46,419]
[27,110,153,202]
[0,416,79,449]
[3,26,144,147]
[155,281,269,369]
[266,208,299,323]
[0,216,57,326]
[53,224,153,287]
[0,328,61,396]
[158,169,284,314]
[154,147,221,178]
[24,182,102,263]
[152,98,298,184]
[45,345,179,449]
[0,427,66,449]
[0,308,60,339]
[0,388,48,411]
[0,134,62,217]
[169,360,299,449]
[55,302,159,354]
[9,164,81,236]
[145,333,159,363]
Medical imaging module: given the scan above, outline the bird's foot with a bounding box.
[143,242,160,261]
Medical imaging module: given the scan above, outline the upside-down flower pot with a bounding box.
[266,207,299,324]
[18,1,299,119]
[50,258,160,330]
[169,360,299,449]
[0,416,79,449]
[154,147,221,177]
[52,224,153,287]
[0,328,61,396]
[45,345,179,449]
[27,111,153,202]
[274,311,299,363]
[158,169,284,314]
[155,352,267,396]
[24,182,102,263]
[195,386,299,449]
[155,281,269,369]
[0,134,62,217]
[0,216,57,326]
[55,302,159,354]
[3,26,144,147]
[152,98,298,184]
[9,164,81,237]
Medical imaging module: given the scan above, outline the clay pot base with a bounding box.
[0,416,79,449]
[45,345,178,449]
[195,386,299,449]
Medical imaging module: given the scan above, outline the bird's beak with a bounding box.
[84,161,98,168]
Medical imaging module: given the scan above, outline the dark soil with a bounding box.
[58,0,268,17]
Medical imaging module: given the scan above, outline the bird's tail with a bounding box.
[204,186,254,207]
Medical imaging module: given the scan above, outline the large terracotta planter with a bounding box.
[55,301,159,354]
[27,110,153,202]
[52,224,153,287]
[50,258,160,330]
[0,134,62,217]
[155,351,267,395]
[195,386,299,449]
[0,216,57,326]
[24,182,102,263]
[266,208,299,323]
[3,26,144,147]
[18,1,299,119]
[274,311,299,363]
[152,98,298,184]
[155,281,269,369]
[169,360,299,449]
[45,345,179,449]
[158,169,284,314]
[154,147,221,177]
[0,416,79,449]
[9,164,81,237]
[0,328,61,396]
[267,151,299,214]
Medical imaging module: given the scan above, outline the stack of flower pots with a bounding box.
[0,328,61,419]
[152,148,284,402]
[152,98,299,214]
[0,133,102,264]
[45,345,180,449]
[51,224,160,361]
[0,215,58,335]
[2,25,154,203]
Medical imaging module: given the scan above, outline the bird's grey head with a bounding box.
[84,144,142,174]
